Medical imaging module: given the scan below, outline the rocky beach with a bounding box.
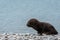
[0,33,60,40]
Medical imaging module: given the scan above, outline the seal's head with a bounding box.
[27,18,39,27]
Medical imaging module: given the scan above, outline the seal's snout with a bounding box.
[27,23,31,27]
[27,23,29,26]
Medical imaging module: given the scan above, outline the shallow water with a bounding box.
[0,0,60,34]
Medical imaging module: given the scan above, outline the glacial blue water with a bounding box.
[0,0,60,34]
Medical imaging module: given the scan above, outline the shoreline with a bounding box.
[0,33,60,40]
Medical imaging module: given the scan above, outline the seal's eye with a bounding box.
[30,22,36,26]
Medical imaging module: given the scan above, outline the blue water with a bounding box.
[0,0,60,34]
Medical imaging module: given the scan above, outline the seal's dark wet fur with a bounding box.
[27,18,58,35]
